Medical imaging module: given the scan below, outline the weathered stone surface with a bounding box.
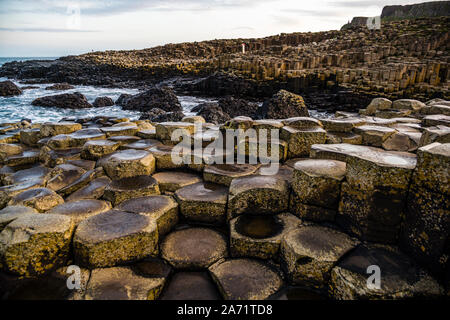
[84,266,165,300]
[161,228,227,269]
[101,123,138,137]
[209,258,283,300]
[39,147,82,167]
[366,98,392,115]
[382,131,420,152]
[292,159,346,209]
[66,176,111,201]
[321,118,365,132]
[413,142,449,195]
[19,128,41,146]
[44,83,74,91]
[354,125,397,147]
[46,163,86,192]
[258,90,309,119]
[2,165,50,186]
[0,205,37,232]
[329,245,443,299]
[41,122,82,137]
[74,210,158,268]
[120,139,161,151]
[81,139,120,160]
[419,125,450,146]
[108,135,140,145]
[0,214,74,277]
[289,199,337,222]
[122,87,181,113]
[0,179,44,209]
[326,131,362,145]
[102,149,155,179]
[0,143,23,162]
[152,171,201,193]
[32,92,92,109]
[281,126,326,158]
[282,117,322,129]
[281,225,359,289]
[155,121,195,143]
[93,96,114,108]
[4,150,40,167]
[8,187,64,212]
[57,167,104,197]
[203,164,259,186]
[149,145,186,170]
[160,272,221,300]
[400,186,450,276]
[230,213,301,260]
[228,175,289,218]
[392,99,425,111]
[103,175,160,206]
[116,195,178,236]
[174,182,228,224]
[46,199,111,225]
[422,114,450,127]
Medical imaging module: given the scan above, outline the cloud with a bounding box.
[0,27,98,33]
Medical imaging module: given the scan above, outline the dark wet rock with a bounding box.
[138,107,166,120]
[115,93,132,106]
[92,96,114,108]
[194,102,231,125]
[32,92,92,109]
[151,111,185,123]
[258,90,309,119]
[218,96,259,118]
[45,83,74,91]
[0,80,22,97]
[123,87,182,112]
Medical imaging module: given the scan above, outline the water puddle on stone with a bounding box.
[235,215,283,239]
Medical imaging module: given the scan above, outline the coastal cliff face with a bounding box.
[381,1,450,19]
[1,17,449,110]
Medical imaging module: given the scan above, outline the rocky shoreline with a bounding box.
[0,92,449,300]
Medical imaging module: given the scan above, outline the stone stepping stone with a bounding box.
[209,258,283,300]
[161,228,227,269]
[280,225,359,289]
[0,143,22,161]
[39,147,82,168]
[413,142,449,195]
[46,199,111,225]
[203,164,259,186]
[182,115,206,123]
[155,122,196,142]
[419,125,450,146]
[329,245,443,299]
[152,171,202,193]
[101,123,138,137]
[2,165,50,186]
[174,182,228,224]
[4,150,40,167]
[66,176,111,202]
[74,210,158,268]
[326,132,362,145]
[291,159,346,211]
[8,187,64,212]
[116,195,178,236]
[0,205,37,231]
[221,116,253,130]
[120,139,162,150]
[83,266,166,300]
[103,175,160,206]
[68,128,106,146]
[252,119,284,138]
[137,129,156,139]
[0,179,44,209]
[20,128,41,146]
[102,149,155,179]
[280,126,326,158]
[230,213,302,260]
[46,164,86,192]
[321,118,366,132]
[108,135,141,145]
[67,159,96,171]
[40,122,82,137]
[228,175,289,218]
[81,139,120,160]
[0,214,74,277]
[57,167,104,197]
[237,138,288,162]
[149,145,186,170]
[160,272,221,300]
[354,125,397,147]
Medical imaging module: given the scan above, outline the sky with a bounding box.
[0,0,440,57]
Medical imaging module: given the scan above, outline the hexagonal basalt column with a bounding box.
[102,149,155,179]
[46,164,86,193]
[8,187,64,212]
[66,176,111,202]
[174,182,228,224]
[81,140,120,160]
[160,272,221,300]
[209,258,283,300]
[152,171,202,193]
[281,126,326,158]
[100,123,138,137]
[161,228,227,269]
[0,214,74,277]
[116,195,178,236]
[230,213,301,260]
[84,266,166,300]
[103,175,160,206]
[149,145,187,170]
[155,122,196,143]
[227,175,289,219]
[290,159,346,222]
[281,225,359,289]
[203,164,259,186]
[41,122,82,137]
[46,199,111,226]
[329,245,443,299]
[74,210,158,268]
[120,139,162,151]
[0,205,37,232]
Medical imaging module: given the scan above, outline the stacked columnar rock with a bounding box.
[0,96,449,300]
